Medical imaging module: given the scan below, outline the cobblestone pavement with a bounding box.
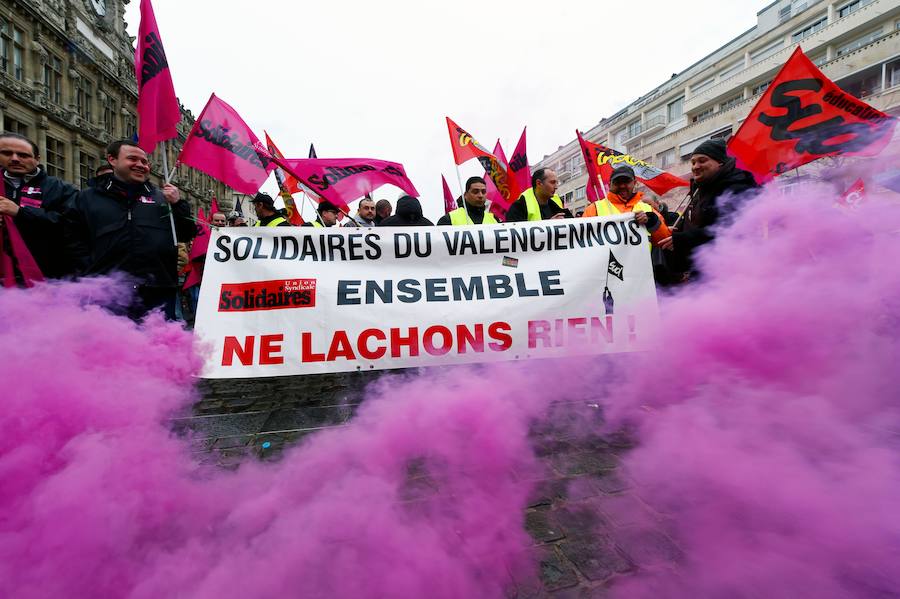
[185,372,680,596]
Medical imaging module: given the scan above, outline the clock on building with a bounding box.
[90,0,107,17]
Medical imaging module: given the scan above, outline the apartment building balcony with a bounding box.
[684,0,900,114]
[622,115,667,145]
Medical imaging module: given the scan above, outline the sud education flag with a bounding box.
[446,117,514,203]
[578,131,688,197]
[134,0,180,153]
[728,47,897,182]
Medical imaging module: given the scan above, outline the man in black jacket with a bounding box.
[377,196,433,226]
[65,139,196,319]
[659,139,758,280]
[0,133,78,280]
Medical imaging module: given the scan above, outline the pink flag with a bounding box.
[442,175,456,214]
[0,215,43,288]
[508,128,530,201]
[177,94,273,195]
[486,140,512,212]
[134,0,180,153]
[210,197,221,217]
[273,157,420,211]
[184,207,209,290]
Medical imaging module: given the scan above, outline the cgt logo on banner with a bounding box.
[194,215,660,378]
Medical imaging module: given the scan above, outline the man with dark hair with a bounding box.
[658,139,759,279]
[374,199,392,224]
[343,196,376,228]
[227,212,247,227]
[505,168,571,222]
[88,163,115,188]
[251,193,291,227]
[302,200,341,228]
[210,212,227,227]
[437,176,498,225]
[0,132,78,280]
[64,139,196,318]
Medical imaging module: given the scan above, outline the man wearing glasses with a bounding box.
[437,176,498,225]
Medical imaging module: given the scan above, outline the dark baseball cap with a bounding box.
[252,192,275,207]
[610,165,636,182]
[317,200,340,214]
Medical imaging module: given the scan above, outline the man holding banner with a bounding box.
[436,177,497,226]
[505,169,571,222]
[65,140,196,319]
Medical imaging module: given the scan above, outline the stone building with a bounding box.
[0,0,244,217]
[536,0,900,214]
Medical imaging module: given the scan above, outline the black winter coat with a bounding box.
[378,196,433,227]
[65,177,196,288]
[3,167,78,278]
[670,159,758,273]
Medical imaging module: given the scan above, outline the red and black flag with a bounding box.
[577,131,689,198]
[728,47,897,183]
[446,117,514,203]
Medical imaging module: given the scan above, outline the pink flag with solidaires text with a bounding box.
[134,0,180,153]
[177,94,274,195]
[273,157,420,209]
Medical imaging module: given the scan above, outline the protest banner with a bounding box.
[194,215,659,378]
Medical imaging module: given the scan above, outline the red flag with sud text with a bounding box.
[577,131,603,203]
[442,175,456,214]
[445,117,515,204]
[728,47,897,183]
[836,178,866,209]
[177,94,274,195]
[272,157,419,213]
[134,0,180,153]
[577,132,688,197]
[264,132,304,225]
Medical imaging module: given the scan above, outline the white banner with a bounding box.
[195,215,659,378]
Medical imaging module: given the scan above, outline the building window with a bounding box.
[889,59,900,89]
[691,77,715,95]
[750,39,784,64]
[778,5,792,22]
[667,96,684,122]
[838,0,873,18]
[574,186,586,201]
[752,80,772,96]
[3,115,28,137]
[792,16,828,43]
[657,149,675,169]
[0,19,9,76]
[103,97,117,131]
[43,55,62,104]
[614,129,627,147]
[76,78,94,123]
[836,28,883,56]
[12,26,23,81]
[564,191,573,206]
[45,136,65,179]
[79,152,97,189]
[122,112,136,139]
[626,120,642,138]
[719,94,743,112]
[719,59,744,80]
[692,107,714,123]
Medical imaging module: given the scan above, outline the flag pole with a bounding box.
[160,141,178,247]
[453,165,474,225]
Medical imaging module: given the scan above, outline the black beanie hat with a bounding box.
[317,200,340,214]
[692,139,728,164]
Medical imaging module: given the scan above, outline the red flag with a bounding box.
[183,207,209,290]
[836,178,866,209]
[577,131,603,203]
[486,140,512,212]
[210,197,221,217]
[442,175,456,214]
[272,157,418,213]
[508,127,530,202]
[177,94,274,195]
[0,215,43,288]
[134,0,180,153]
[445,117,514,203]
[729,47,897,183]
[577,131,688,197]
[264,132,304,225]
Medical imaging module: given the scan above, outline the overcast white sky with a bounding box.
[125,0,763,221]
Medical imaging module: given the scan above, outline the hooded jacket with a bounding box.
[2,166,78,278]
[64,176,196,288]
[670,158,758,272]
[378,196,434,227]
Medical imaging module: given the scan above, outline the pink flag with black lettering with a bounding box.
[273,157,420,210]
[177,94,273,195]
[508,127,530,201]
[442,175,456,213]
[134,0,180,153]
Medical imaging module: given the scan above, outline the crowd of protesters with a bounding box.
[0,130,759,321]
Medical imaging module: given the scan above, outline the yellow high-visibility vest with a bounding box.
[521,188,563,221]
[448,206,498,225]
[253,216,287,227]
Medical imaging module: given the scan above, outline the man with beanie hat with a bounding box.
[658,138,758,280]
[252,193,292,227]
[303,200,340,228]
